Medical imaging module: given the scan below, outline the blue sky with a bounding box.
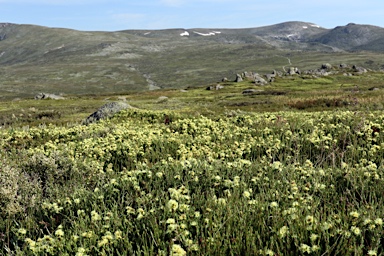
[1,0,384,31]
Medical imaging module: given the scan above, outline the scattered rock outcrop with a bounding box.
[339,63,349,69]
[254,74,268,85]
[287,67,301,75]
[84,102,133,125]
[157,96,169,103]
[235,72,269,85]
[235,74,243,82]
[34,93,65,100]
[352,65,367,74]
[321,63,332,70]
[226,63,372,95]
[207,84,224,90]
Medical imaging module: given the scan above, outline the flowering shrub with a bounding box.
[1,109,384,255]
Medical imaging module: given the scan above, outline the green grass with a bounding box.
[1,70,384,127]
[2,70,384,255]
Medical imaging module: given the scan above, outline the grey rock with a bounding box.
[215,84,224,90]
[206,84,224,90]
[353,65,367,74]
[265,74,275,82]
[157,96,169,103]
[321,63,332,70]
[303,68,330,76]
[84,102,132,124]
[34,93,65,100]
[242,72,255,80]
[273,70,283,77]
[235,74,243,82]
[254,75,268,85]
[287,67,301,75]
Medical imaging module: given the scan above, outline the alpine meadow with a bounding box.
[1,21,384,255]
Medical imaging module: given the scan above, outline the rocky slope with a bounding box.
[1,21,384,98]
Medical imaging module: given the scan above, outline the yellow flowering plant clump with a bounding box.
[2,109,384,255]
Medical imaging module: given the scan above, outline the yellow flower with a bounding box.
[98,238,109,247]
[217,198,227,205]
[18,228,27,235]
[299,244,311,254]
[270,202,278,208]
[368,250,377,256]
[126,206,135,214]
[374,218,383,226]
[76,247,87,256]
[25,238,36,247]
[305,215,314,225]
[243,191,251,199]
[311,245,320,252]
[321,222,333,231]
[165,217,176,224]
[349,211,360,218]
[91,210,101,222]
[115,230,123,240]
[278,226,289,238]
[167,199,179,212]
[81,231,94,238]
[350,226,361,236]
[167,223,179,233]
[55,229,64,237]
[171,244,187,256]
[310,233,318,242]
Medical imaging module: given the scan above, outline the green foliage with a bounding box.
[1,109,384,255]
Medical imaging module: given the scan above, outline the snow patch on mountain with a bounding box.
[193,31,221,36]
[310,24,321,28]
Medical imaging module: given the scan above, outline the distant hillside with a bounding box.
[311,23,384,51]
[1,21,384,99]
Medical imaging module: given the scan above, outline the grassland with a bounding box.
[1,70,384,255]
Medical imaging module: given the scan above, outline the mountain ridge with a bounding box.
[1,21,384,99]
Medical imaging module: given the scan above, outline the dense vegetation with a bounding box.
[1,70,384,255]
